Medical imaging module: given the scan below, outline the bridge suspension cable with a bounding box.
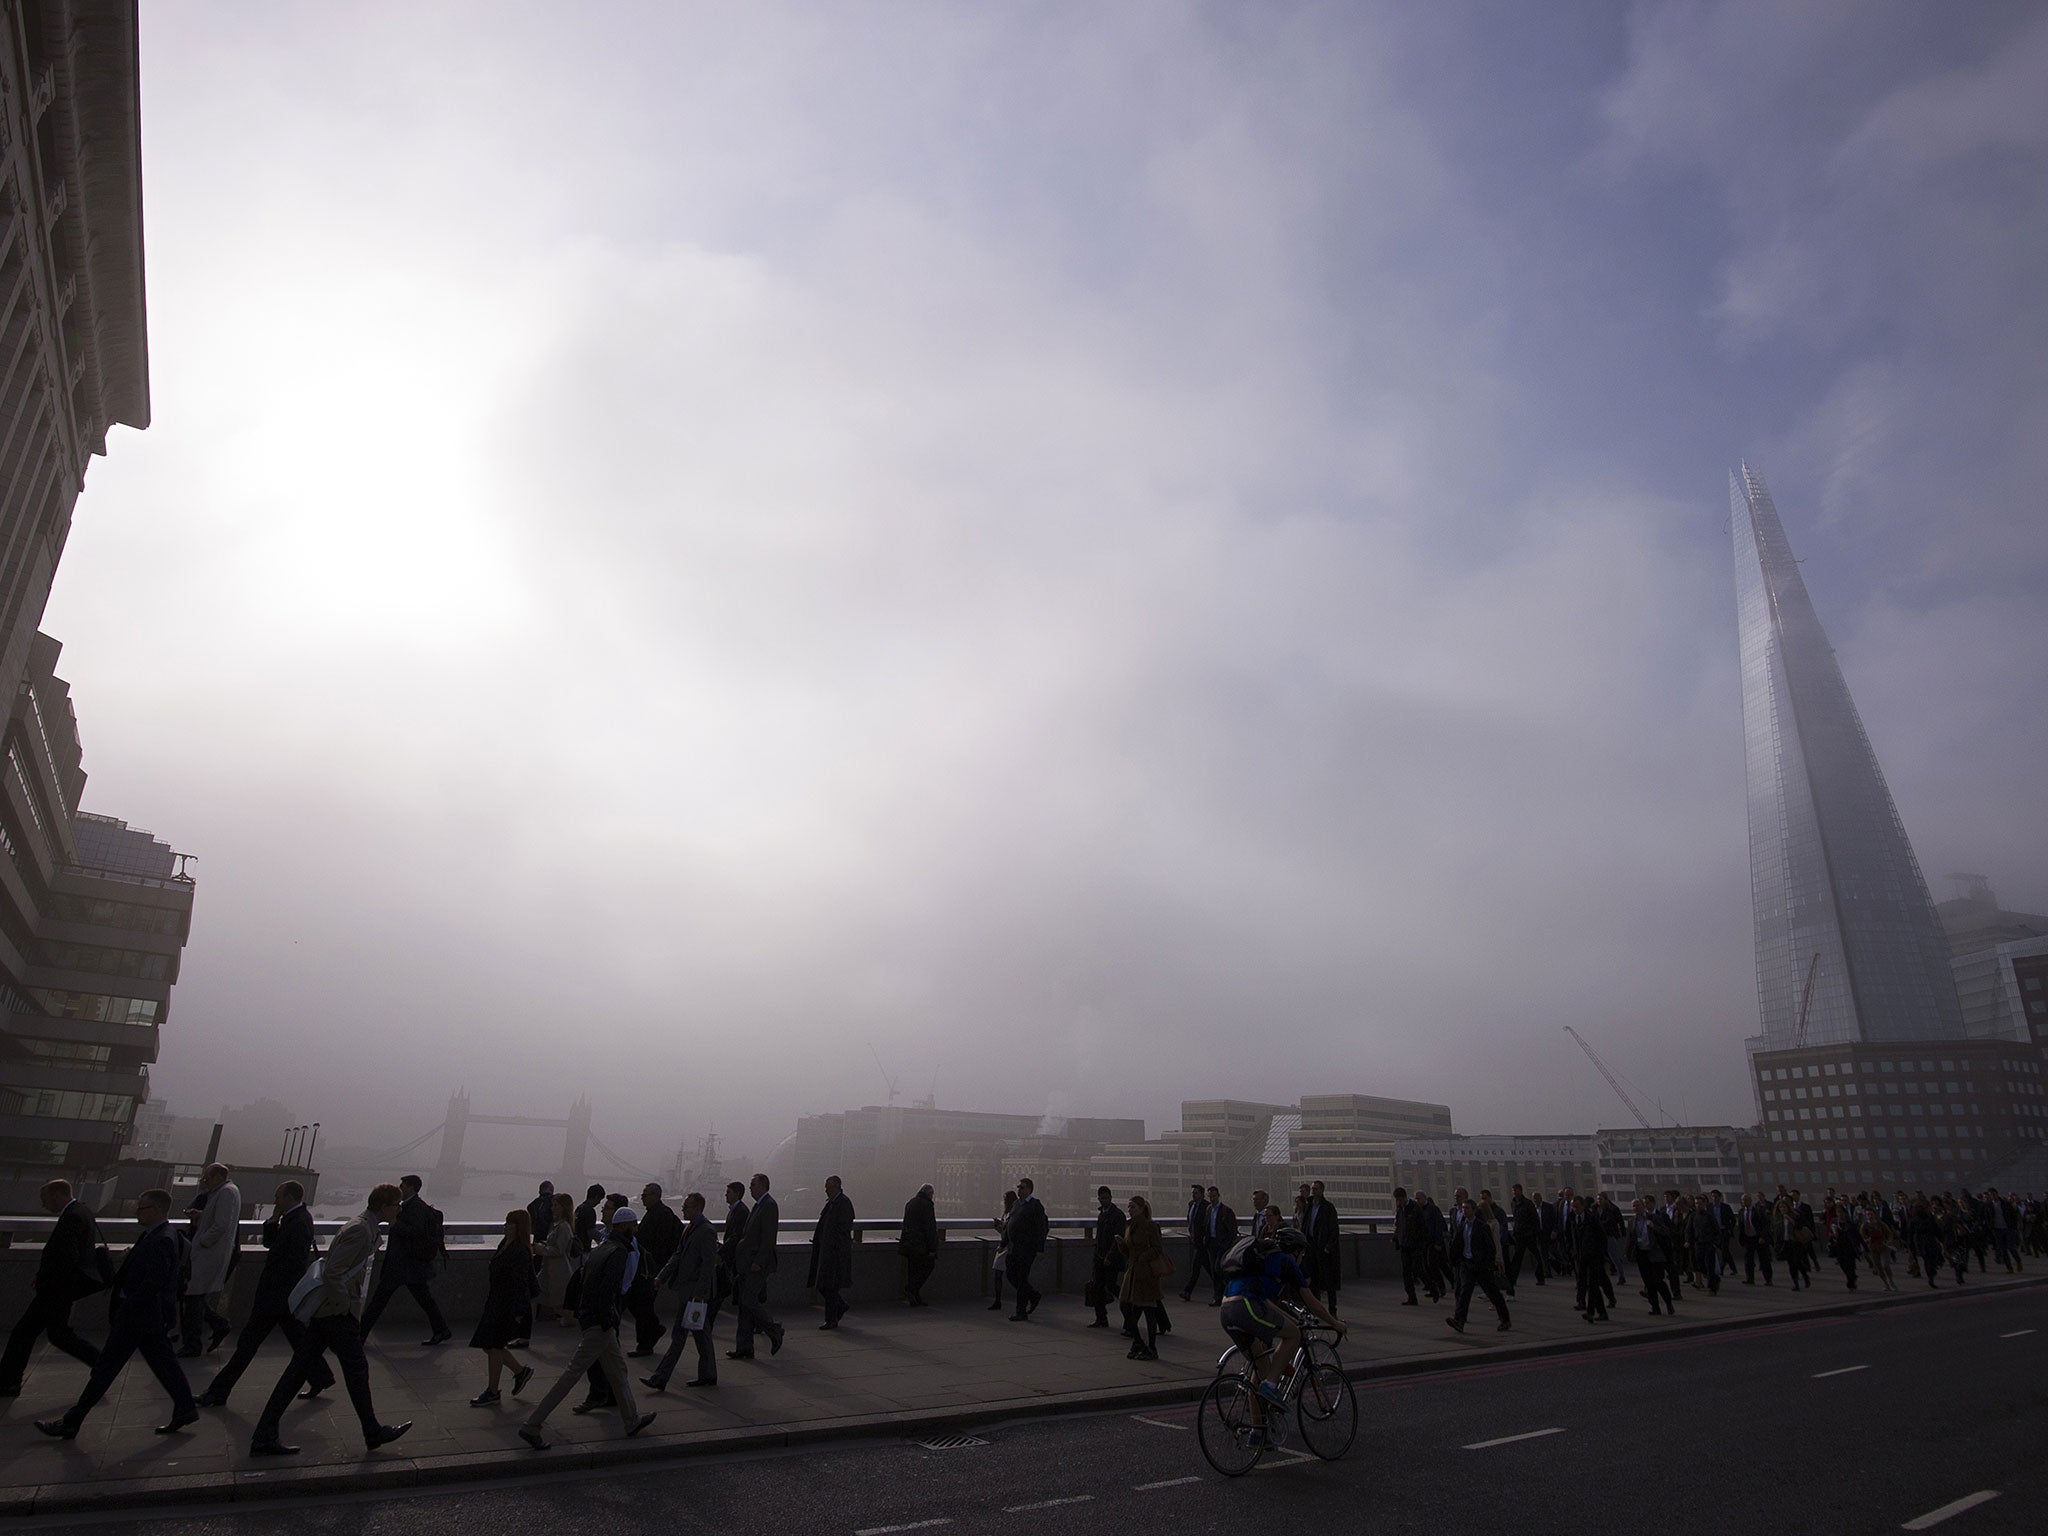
[584,1130,657,1183]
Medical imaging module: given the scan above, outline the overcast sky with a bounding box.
[40,3,2048,1169]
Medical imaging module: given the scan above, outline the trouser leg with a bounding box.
[356,1273,400,1337]
[406,1281,449,1337]
[313,1316,381,1440]
[820,1283,845,1323]
[525,1327,605,1429]
[62,1319,140,1425]
[649,1314,690,1387]
[135,1326,197,1418]
[252,1328,328,1442]
[694,1299,720,1382]
[205,1309,276,1399]
[1453,1272,1475,1325]
[588,1329,639,1430]
[627,1277,664,1351]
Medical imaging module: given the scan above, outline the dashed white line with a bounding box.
[1002,1496,1095,1513]
[1134,1476,1202,1491]
[856,1522,953,1536]
[1253,1447,1317,1470]
[1901,1490,2000,1530]
[1812,1365,1869,1378]
[1131,1414,1190,1431]
[1463,1427,1567,1450]
[1999,1329,2034,1338]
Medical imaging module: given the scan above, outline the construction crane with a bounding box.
[1563,1026,1655,1130]
[1791,954,1822,1048]
[869,1045,901,1107]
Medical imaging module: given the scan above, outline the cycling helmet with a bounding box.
[1274,1227,1309,1256]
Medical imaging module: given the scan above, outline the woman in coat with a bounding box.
[988,1190,1017,1312]
[468,1208,537,1405]
[1118,1194,1170,1362]
[540,1192,577,1322]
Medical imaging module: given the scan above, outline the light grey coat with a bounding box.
[187,1180,242,1295]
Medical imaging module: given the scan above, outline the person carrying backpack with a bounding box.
[358,1174,452,1344]
[1218,1227,1343,1444]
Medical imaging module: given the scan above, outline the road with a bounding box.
[22,1284,2045,1536]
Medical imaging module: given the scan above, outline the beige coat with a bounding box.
[1119,1214,1167,1307]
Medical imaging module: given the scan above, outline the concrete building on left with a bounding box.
[0,3,190,1211]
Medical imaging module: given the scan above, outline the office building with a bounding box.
[1595,1126,1744,1200]
[1396,1135,1596,1207]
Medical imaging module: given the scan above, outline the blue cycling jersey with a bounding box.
[1223,1250,1307,1302]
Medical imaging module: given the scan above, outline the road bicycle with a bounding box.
[1196,1299,1357,1476]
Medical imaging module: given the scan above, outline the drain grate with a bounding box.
[914,1434,990,1451]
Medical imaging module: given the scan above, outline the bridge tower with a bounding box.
[560,1095,590,1188]
[434,1090,469,1196]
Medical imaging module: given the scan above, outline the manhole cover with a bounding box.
[914,1434,990,1450]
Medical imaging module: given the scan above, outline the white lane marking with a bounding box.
[857,1523,953,1536]
[1132,1415,1190,1431]
[2000,1329,2034,1338]
[1253,1447,1317,1471]
[1002,1497,1095,1513]
[1901,1490,2000,1530]
[1463,1427,1567,1450]
[1812,1365,1869,1378]
[1135,1476,1202,1491]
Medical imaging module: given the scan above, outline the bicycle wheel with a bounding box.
[1197,1373,1268,1477]
[1294,1347,1356,1460]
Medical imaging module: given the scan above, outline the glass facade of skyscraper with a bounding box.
[1730,464,1963,1050]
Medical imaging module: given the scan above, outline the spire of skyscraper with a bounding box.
[1730,463,1962,1049]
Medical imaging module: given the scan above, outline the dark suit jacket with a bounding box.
[1004,1195,1048,1257]
[1306,1198,1341,1262]
[110,1219,183,1334]
[720,1200,749,1276]
[526,1195,555,1244]
[661,1215,719,1303]
[1457,1216,1500,1272]
[900,1192,939,1257]
[808,1192,855,1290]
[1207,1203,1239,1250]
[1185,1198,1208,1236]
[639,1201,684,1276]
[253,1203,319,1311]
[573,1198,602,1255]
[1093,1201,1127,1267]
[736,1193,779,1274]
[386,1194,441,1283]
[1510,1196,1540,1240]
[35,1200,101,1302]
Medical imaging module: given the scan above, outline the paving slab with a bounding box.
[0,1265,2037,1514]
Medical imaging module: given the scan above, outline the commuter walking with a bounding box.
[1305,1181,1341,1314]
[1088,1185,1126,1328]
[1117,1195,1170,1360]
[526,1181,556,1246]
[1004,1178,1049,1321]
[34,1187,196,1440]
[517,1208,655,1449]
[1630,1198,1677,1315]
[1178,1184,1210,1302]
[644,1191,720,1391]
[1687,1196,1723,1295]
[199,1179,335,1407]
[179,1164,240,1357]
[1738,1194,1774,1285]
[540,1192,577,1323]
[1392,1186,1426,1305]
[729,1173,784,1359]
[988,1189,1017,1311]
[573,1184,606,1254]
[246,1184,411,1456]
[1505,1184,1546,1293]
[1445,1198,1510,1334]
[809,1175,856,1329]
[468,1209,538,1405]
[359,1174,451,1344]
[0,1179,103,1397]
[628,1183,682,1357]
[899,1183,938,1306]
[1573,1196,1613,1321]
[1204,1185,1239,1306]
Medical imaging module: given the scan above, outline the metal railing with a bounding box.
[0,1213,1387,1250]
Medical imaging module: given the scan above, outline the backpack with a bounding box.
[418,1202,447,1262]
[1218,1234,1274,1282]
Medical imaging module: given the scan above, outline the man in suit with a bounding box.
[1003,1177,1048,1320]
[1088,1184,1126,1328]
[198,1179,336,1406]
[247,1184,411,1455]
[1418,1192,1448,1302]
[358,1173,451,1344]
[1629,1197,1678,1316]
[1505,1183,1546,1295]
[1737,1192,1775,1285]
[573,1184,606,1255]
[719,1180,748,1302]
[1392,1186,1426,1306]
[179,1163,241,1358]
[1205,1186,1239,1307]
[1445,1197,1511,1334]
[527,1181,557,1246]
[899,1183,939,1306]
[518,1208,655,1450]
[644,1191,721,1391]
[627,1182,681,1357]
[0,1179,103,1395]
[35,1187,199,1438]
[1305,1180,1341,1314]
[808,1175,856,1329]
[729,1173,784,1359]
[1178,1185,1210,1302]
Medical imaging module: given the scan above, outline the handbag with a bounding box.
[1149,1253,1173,1278]
[287,1259,326,1323]
[681,1299,708,1331]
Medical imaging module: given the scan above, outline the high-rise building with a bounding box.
[1730,465,2044,1186]
[0,3,190,1211]
[1730,462,1964,1055]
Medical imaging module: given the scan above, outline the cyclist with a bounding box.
[1220,1227,1345,1441]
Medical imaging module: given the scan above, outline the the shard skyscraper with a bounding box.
[1730,463,1963,1051]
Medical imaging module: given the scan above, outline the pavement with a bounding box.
[0,1259,2040,1519]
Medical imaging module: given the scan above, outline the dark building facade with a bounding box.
[0,3,185,1210]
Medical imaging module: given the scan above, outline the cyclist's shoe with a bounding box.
[1242,1426,1269,1449]
[1256,1380,1287,1407]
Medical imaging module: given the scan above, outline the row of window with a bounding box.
[31,988,160,1025]
[0,1087,132,1122]
[42,892,184,937]
[39,942,169,982]
[0,1137,69,1162]
[1773,1124,1985,1143]
[1764,1057,2040,1081]
[1773,1146,1977,1164]
[3,1037,111,1064]
[1766,1078,2041,1101]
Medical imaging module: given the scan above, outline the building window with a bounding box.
[0,1087,132,1121]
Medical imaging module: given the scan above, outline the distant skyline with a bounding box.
[39,3,2048,1162]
